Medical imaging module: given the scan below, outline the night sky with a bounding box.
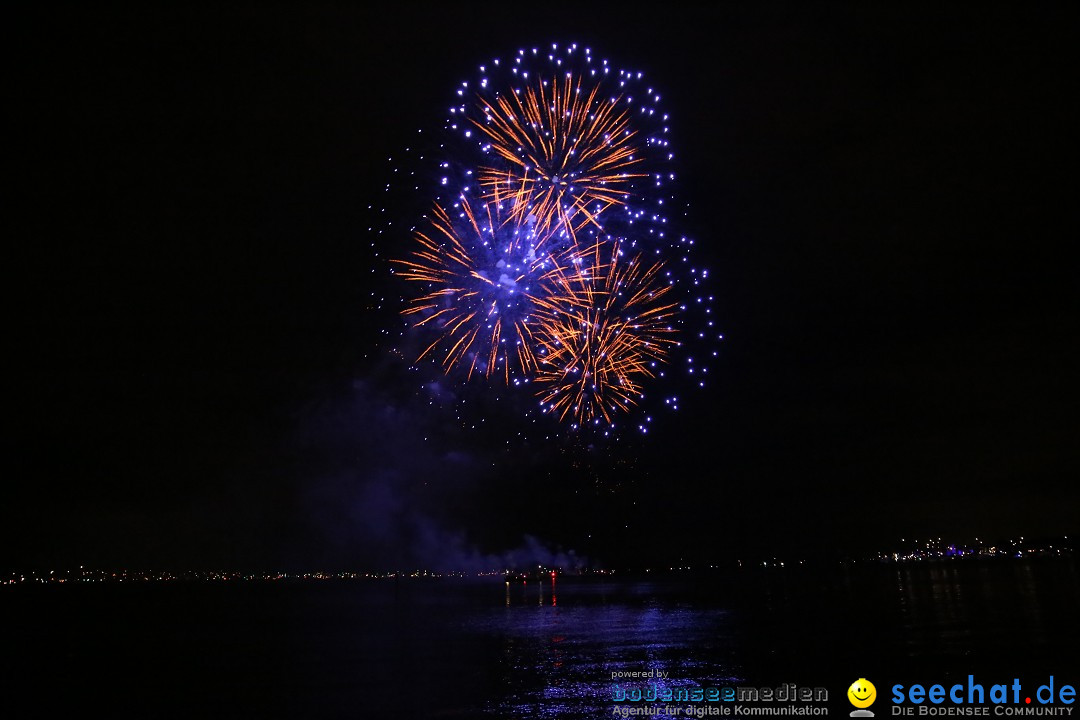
[8,5,1076,572]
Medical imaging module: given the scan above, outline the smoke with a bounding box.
[293,377,583,572]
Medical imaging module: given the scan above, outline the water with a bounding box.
[3,559,1077,718]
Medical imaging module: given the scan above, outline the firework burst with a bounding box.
[473,71,645,241]
[392,192,577,383]
[447,44,675,250]
[382,42,717,436]
[531,240,679,427]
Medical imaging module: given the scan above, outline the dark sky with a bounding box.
[8,4,1076,571]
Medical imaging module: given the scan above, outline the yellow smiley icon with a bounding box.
[848,678,877,709]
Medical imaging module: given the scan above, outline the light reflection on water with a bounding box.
[462,561,1079,718]
[475,581,739,718]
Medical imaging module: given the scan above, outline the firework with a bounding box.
[448,45,675,249]
[383,43,715,435]
[472,71,645,241]
[531,240,679,427]
[392,192,577,383]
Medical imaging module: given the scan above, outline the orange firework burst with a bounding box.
[531,240,679,426]
[472,72,646,241]
[391,194,579,383]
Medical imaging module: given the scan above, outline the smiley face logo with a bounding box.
[848,678,877,710]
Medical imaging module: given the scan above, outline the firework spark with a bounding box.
[472,71,646,241]
[531,240,679,427]
[382,43,714,435]
[392,193,576,383]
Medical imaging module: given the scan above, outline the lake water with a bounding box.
[4,559,1077,718]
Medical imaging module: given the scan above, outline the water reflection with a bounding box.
[468,562,1078,717]
[895,559,1066,657]
[474,581,739,718]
